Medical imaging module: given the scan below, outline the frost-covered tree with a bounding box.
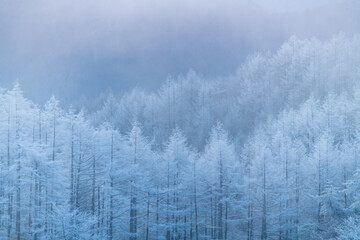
[1,35,360,239]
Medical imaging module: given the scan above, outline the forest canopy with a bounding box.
[0,35,360,239]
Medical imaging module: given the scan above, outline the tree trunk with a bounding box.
[109,134,114,240]
[261,155,267,240]
[70,125,74,210]
[16,102,21,240]
[193,160,199,240]
[146,192,150,240]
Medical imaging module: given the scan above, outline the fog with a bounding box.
[2,2,360,239]
[0,0,359,104]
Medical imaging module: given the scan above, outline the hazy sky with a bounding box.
[0,0,359,104]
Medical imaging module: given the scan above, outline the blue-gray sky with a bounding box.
[0,0,359,104]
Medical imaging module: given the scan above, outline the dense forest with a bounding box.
[1,35,360,239]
